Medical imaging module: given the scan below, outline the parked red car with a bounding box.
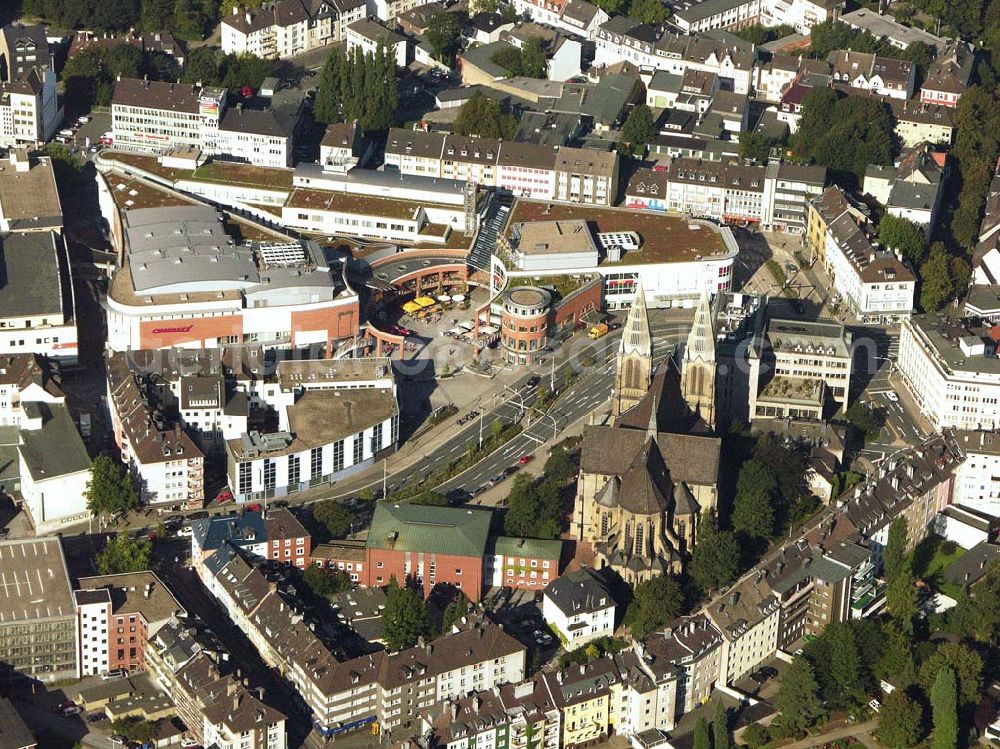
[215,489,234,504]
[518,454,535,465]
[246,503,262,513]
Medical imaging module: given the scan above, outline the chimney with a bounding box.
[232,692,240,711]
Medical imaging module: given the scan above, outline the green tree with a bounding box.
[220,52,275,90]
[520,37,547,78]
[593,0,627,15]
[453,92,518,139]
[950,86,1000,247]
[312,501,354,538]
[693,716,710,749]
[919,244,961,312]
[182,46,220,85]
[919,642,982,711]
[492,45,524,77]
[823,621,864,706]
[628,0,669,25]
[302,564,351,598]
[731,458,777,538]
[543,445,577,483]
[846,401,885,441]
[425,11,462,64]
[876,622,917,687]
[689,514,739,592]
[410,490,449,506]
[624,573,683,638]
[106,44,144,79]
[876,689,924,749]
[504,475,563,539]
[794,88,896,181]
[878,215,927,266]
[807,19,886,59]
[930,666,958,749]
[946,558,1000,642]
[86,456,140,521]
[885,574,918,634]
[738,130,774,162]
[172,0,213,39]
[620,104,656,150]
[775,657,823,734]
[140,0,176,31]
[884,517,909,584]
[712,698,731,749]
[96,534,153,575]
[110,717,158,743]
[383,577,432,651]
[440,590,470,632]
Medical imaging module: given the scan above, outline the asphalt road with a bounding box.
[437,319,693,498]
[274,313,692,505]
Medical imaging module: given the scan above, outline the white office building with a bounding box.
[898,313,1000,431]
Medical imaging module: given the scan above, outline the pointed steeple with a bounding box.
[620,285,652,359]
[685,291,716,364]
[647,394,658,439]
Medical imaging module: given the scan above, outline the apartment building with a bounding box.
[112,78,297,167]
[106,353,205,508]
[864,144,945,239]
[952,430,1000,518]
[384,130,620,206]
[542,568,616,648]
[829,49,915,99]
[420,681,561,749]
[0,538,77,681]
[511,0,609,39]
[807,186,915,323]
[595,22,756,95]
[748,317,853,420]
[890,99,956,148]
[0,354,64,428]
[221,0,364,58]
[673,0,841,34]
[74,572,186,677]
[843,432,961,557]
[898,313,1000,431]
[641,616,722,718]
[190,508,311,571]
[624,159,825,234]
[147,619,287,749]
[202,541,526,736]
[920,41,974,108]
[346,18,409,67]
[0,24,58,146]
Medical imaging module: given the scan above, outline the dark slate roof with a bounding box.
[191,513,267,554]
[543,567,613,617]
[943,542,1000,588]
[618,436,671,515]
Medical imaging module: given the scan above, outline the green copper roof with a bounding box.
[366,502,493,557]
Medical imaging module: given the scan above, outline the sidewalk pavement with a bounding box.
[773,720,878,749]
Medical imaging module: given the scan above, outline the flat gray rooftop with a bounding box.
[0,537,74,624]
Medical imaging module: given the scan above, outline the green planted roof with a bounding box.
[366,502,493,558]
[490,535,562,560]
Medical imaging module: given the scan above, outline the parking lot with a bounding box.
[483,587,561,657]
